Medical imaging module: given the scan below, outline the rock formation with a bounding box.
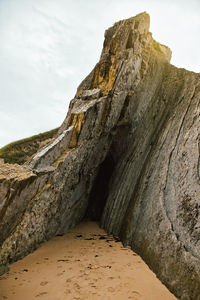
[0,12,199,299]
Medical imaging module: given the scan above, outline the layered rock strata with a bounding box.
[0,12,200,299]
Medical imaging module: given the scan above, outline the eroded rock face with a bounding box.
[0,12,199,299]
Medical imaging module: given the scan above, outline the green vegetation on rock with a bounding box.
[0,128,58,165]
[152,40,161,52]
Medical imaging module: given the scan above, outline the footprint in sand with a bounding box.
[40,281,48,286]
[36,292,48,297]
[89,277,98,283]
[57,265,62,269]
[64,289,71,295]
[73,283,81,290]
[44,257,49,261]
[91,291,97,295]
[78,263,84,268]
[79,270,84,274]
[107,287,115,292]
[131,290,141,295]
[128,290,141,300]
[84,270,90,275]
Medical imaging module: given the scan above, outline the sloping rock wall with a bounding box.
[0,12,199,299]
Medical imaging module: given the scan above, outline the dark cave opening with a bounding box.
[85,153,115,221]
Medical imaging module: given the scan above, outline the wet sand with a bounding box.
[0,221,177,300]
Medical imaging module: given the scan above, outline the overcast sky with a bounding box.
[0,0,199,148]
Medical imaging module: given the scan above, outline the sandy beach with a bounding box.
[0,221,177,300]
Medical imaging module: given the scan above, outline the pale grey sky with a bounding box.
[0,0,199,147]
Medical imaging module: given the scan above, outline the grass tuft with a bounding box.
[0,128,58,165]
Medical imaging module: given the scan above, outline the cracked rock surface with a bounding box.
[0,12,200,299]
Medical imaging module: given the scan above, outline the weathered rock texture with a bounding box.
[0,12,200,299]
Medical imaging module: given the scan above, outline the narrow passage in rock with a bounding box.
[0,222,177,300]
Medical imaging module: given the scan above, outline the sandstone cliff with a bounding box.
[0,12,199,299]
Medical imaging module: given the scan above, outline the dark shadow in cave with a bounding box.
[85,153,115,221]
